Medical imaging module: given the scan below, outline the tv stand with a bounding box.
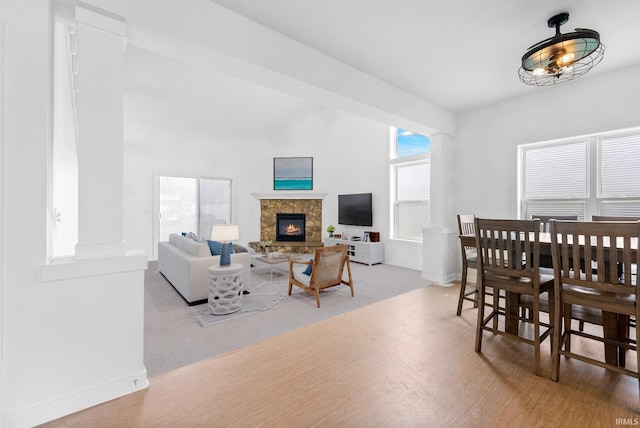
[324,238,384,266]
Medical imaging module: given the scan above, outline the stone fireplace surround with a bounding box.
[250,193,327,254]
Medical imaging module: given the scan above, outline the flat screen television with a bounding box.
[338,193,373,226]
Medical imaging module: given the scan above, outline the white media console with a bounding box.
[324,237,384,266]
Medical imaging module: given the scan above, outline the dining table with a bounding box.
[459,231,636,367]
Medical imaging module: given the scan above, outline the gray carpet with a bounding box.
[190,275,349,327]
[144,260,433,378]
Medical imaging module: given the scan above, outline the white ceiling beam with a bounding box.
[83,0,456,136]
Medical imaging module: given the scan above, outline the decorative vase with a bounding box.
[329,232,334,237]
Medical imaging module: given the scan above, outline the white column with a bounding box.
[74,6,127,259]
[422,133,459,284]
[429,132,453,228]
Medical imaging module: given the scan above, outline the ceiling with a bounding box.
[124,1,640,142]
[124,46,323,145]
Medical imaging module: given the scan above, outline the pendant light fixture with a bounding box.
[518,12,605,86]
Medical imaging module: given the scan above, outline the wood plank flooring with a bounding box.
[42,283,639,427]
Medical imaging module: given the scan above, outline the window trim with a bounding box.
[390,127,431,242]
[153,171,234,259]
[518,126,640,220]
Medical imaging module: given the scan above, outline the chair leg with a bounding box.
[533,295,541,376]
[314,289,321,308]
[288,280,293,296]
[492,286,499,331]
[617,315,629,367]
[548,289,555,355]
[564,303,572,353]
[475,279,486,353]
[551,289,562,382]
[636,313,640,395]
[456,266,469,316]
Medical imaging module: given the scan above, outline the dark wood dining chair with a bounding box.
[531,215,578,233]
[591,216,640,325]
[531,215,578,270]
[549,220,640,391]
[456,214,479,315]
[474,218,555,376]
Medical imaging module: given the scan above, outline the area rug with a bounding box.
[190,272,352,327]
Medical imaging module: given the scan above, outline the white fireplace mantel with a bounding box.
[251,192,328,200]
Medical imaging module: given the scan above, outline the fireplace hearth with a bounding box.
[276,213,305,242]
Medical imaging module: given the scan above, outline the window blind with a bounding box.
[524,141,587,198]
[397,162,430,200]
[396,201,430,240]
[600,134,640,197]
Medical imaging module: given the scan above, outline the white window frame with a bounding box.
[390,128,430,242]
[153,172,234,259]
[518,127,640,221]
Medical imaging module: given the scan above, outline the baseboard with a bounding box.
[422,271,459,286]
[2,369,149,427]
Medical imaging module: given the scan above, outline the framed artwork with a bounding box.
[273,157,313,190]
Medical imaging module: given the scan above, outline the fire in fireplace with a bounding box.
[276,213,306,242]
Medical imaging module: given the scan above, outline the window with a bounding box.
[50,21,79,258]
[158,175,232,244]
[519,127,640,220]
[391,128,431,240]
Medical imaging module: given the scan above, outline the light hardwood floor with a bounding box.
[42,283,638,427]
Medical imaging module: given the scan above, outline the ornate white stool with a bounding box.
[207,264,243,315]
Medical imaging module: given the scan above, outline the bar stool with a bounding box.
[456,214,479,316]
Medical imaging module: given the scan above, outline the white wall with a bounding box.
[272,108,390,240]
[124,137,271,258]
[1,2,147,426]
[440,65,640,282]
[124,108,396,263]
[453,65,640,220]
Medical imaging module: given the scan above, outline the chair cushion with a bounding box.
[293,266,311,285]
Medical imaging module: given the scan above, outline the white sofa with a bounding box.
[158,233,252,305]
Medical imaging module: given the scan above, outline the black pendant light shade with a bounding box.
[518,13,605,86]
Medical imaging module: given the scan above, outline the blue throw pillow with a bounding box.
[207,240,222,256]
[303,263,313,276]
[207,240,236,256]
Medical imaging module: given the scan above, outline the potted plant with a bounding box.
[326,224,335,237]
[259,240,272,254]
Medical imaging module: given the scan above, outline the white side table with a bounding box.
[207,263,243,315]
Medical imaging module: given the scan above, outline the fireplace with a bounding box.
[276,213,306,242]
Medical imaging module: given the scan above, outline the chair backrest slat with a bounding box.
[550,220,640,297]
[458,214,475,236]
[531,215,578,233]
[475,218,541,282]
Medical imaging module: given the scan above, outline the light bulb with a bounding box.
[557,52,575,66]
